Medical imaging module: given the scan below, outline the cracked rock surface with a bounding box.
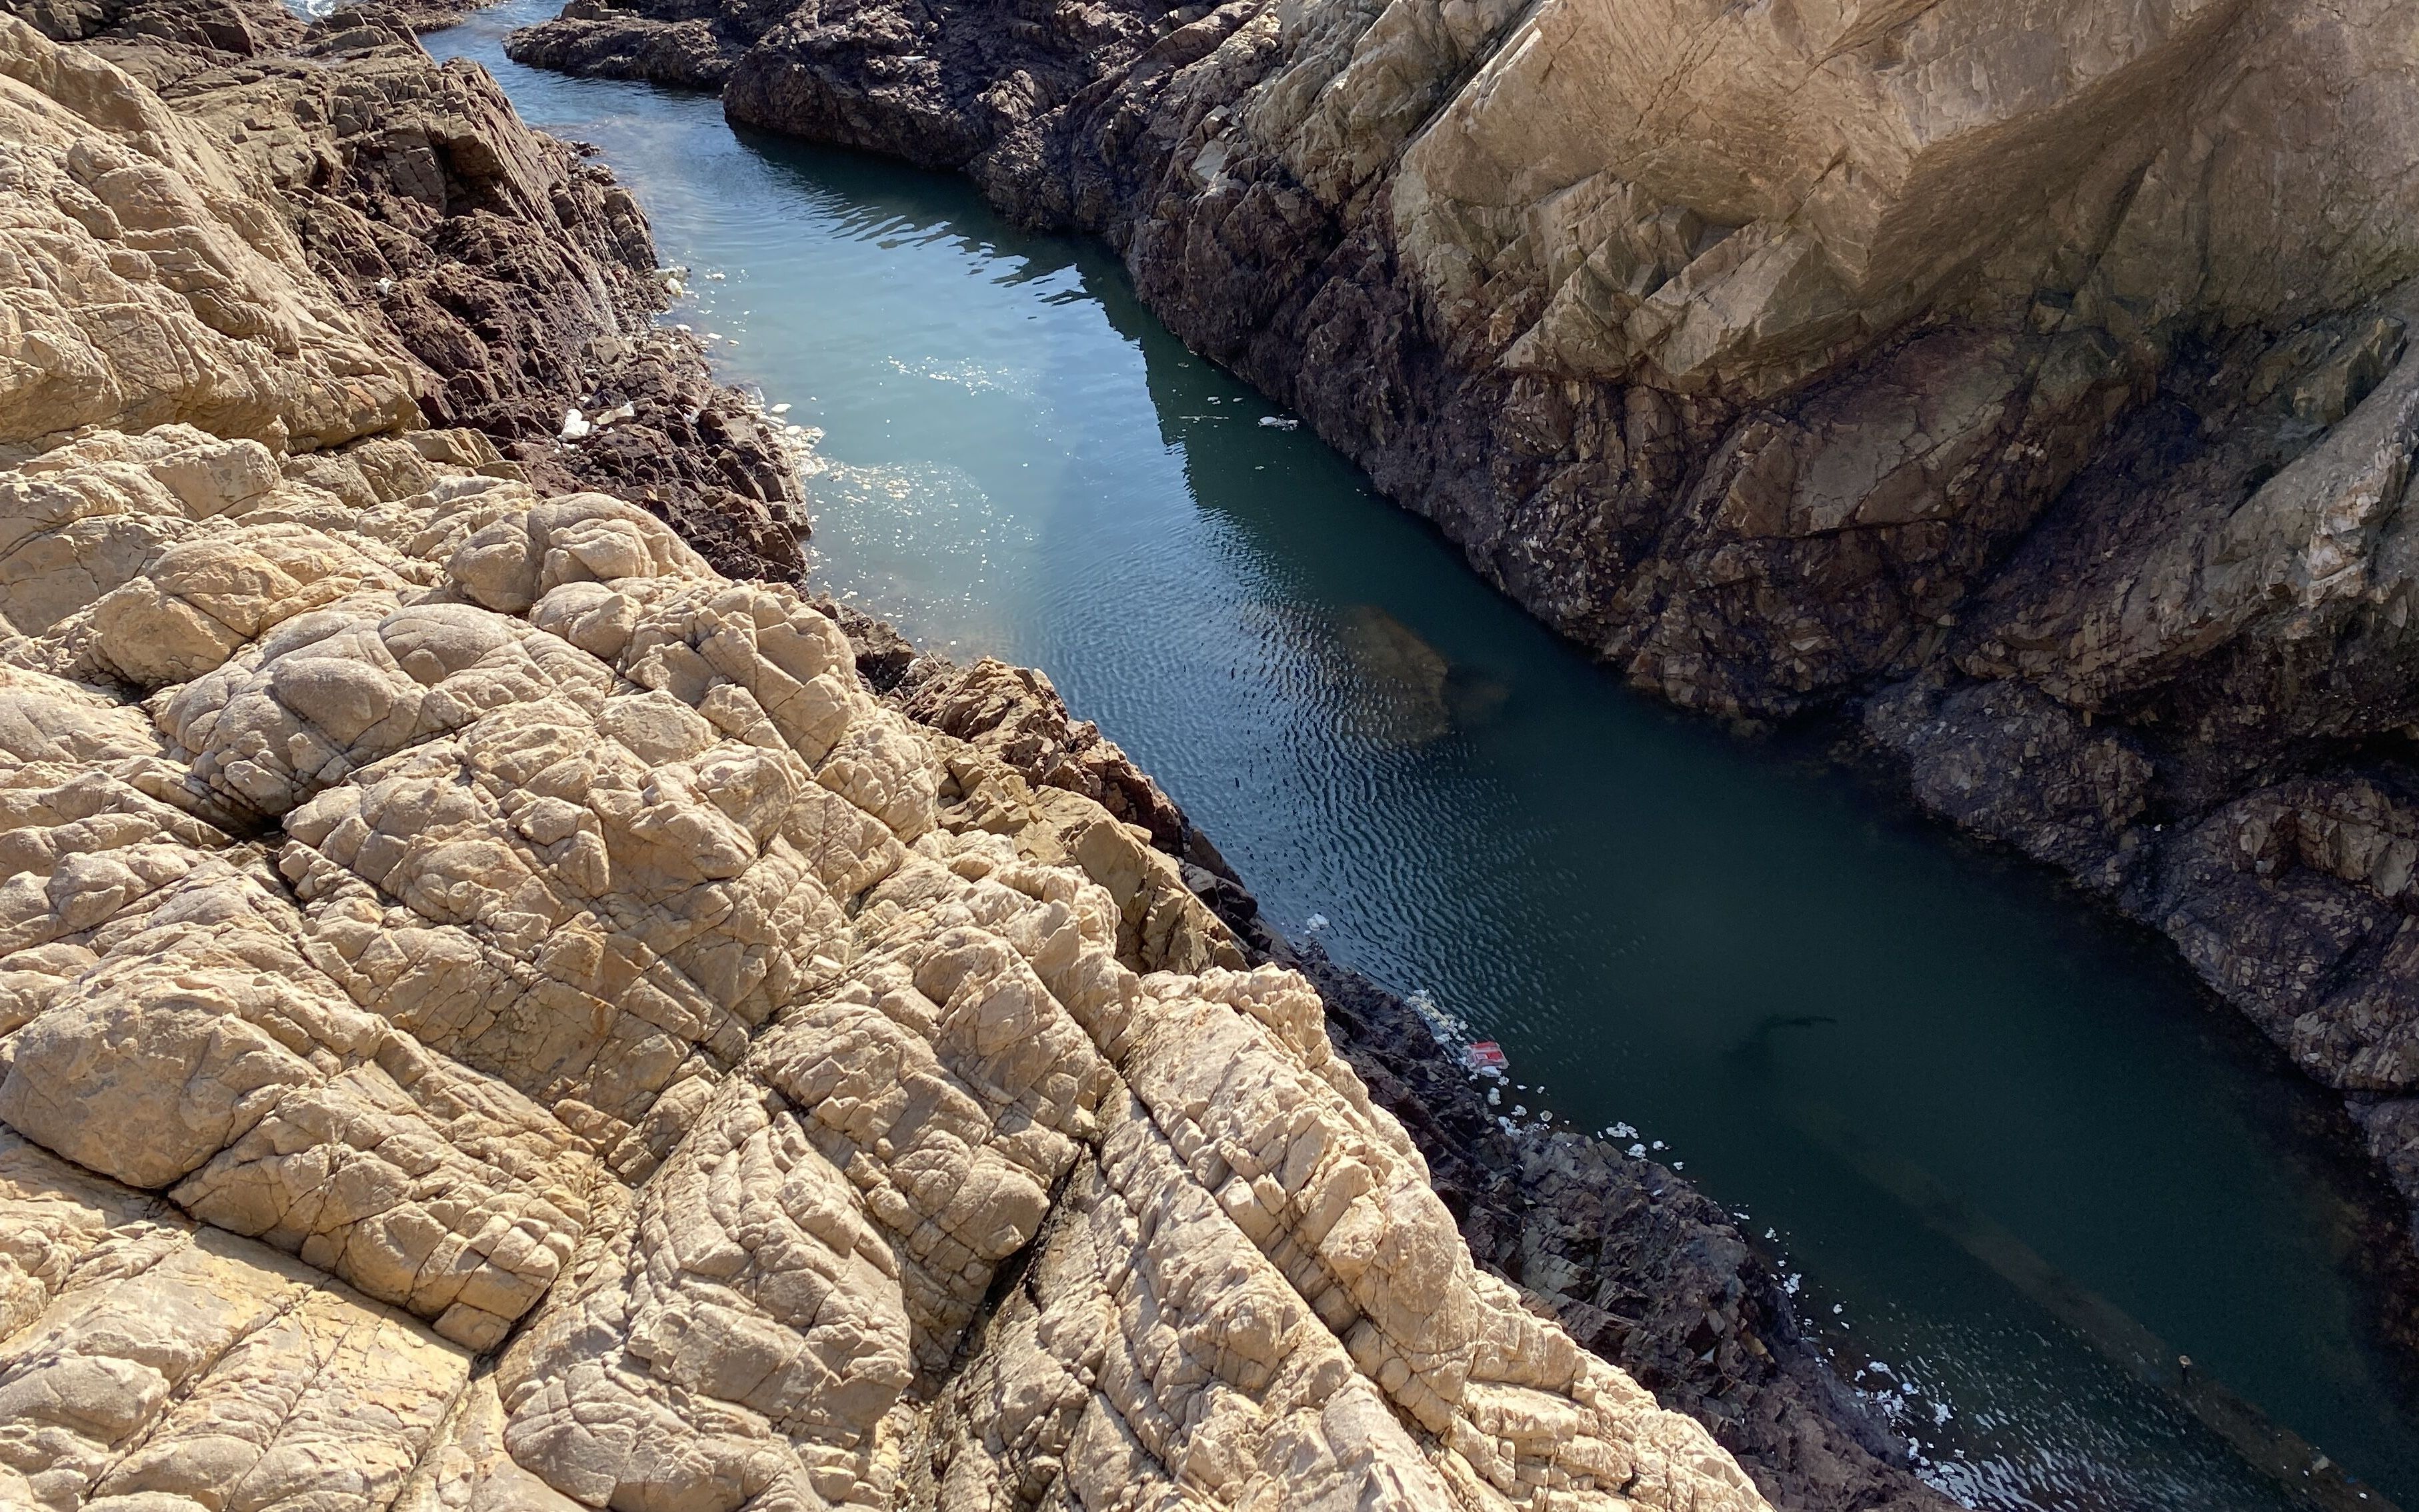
[0,19,1783,1511]
[7,0,811,584]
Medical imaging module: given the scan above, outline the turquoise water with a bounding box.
[431,11,2419,1506]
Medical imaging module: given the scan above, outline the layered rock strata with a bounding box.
[497,0,2419,1239]
[0,16,1789,1511]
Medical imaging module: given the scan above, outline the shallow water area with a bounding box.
[425,9,2419,1507]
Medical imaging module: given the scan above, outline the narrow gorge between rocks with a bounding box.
[5,0,2419,1508]
[426,7,2419,1508]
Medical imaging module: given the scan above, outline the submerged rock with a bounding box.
[1337,603,1454,746]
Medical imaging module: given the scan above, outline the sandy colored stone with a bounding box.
[1390,0,2419,397]
[0,16,419,449]
[157,595,616,818]
[0,19,1776,1511]
[597,0,2419,1287]
[0,1131,477,1512]
[0,853,609,1349]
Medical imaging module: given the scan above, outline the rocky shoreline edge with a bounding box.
[0,1,1962,1508]
[854,639,1955,1512]
[485,0,2419,1275]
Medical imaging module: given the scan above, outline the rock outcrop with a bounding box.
[845,635,1951,1512]
[495,0,2419,1244]
[9,0,809,584]
[0,15,1789,1511]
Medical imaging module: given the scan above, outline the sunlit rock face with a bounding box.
[1394,0,2416,395]
[0,21,1780,1511]
[0,17,420,451]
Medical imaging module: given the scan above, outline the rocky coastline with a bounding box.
[485,0,2419,1257]
[0,3,1962,1508]
[859,651,1954,1512]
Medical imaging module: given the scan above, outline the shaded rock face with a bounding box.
[497,0,2419,1243]
[0,19,1800,1512]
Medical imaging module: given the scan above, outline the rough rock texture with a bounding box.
[0,1129,483,1510]
[836,619,1948,1512]
[7,0,809,583]
[0,5,417,451]
[0,19,1788,1511]
[497,0,2419,1245]
[1300,953,1944,1512]
[861,639,1926,1510]
[893,653,1189,848]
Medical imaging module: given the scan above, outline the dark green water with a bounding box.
[431,11,2419,1505]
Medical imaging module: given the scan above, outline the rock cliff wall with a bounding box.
[496,0,2419,1249]
[0,13,1823,1510]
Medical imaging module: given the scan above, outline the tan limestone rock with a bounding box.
[0,1131,476,1512]
[0,32,1776,1505]
[0,17,419,449]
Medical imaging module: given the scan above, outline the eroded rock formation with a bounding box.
[8,0,809,583]
[497,0,2419,1243]
[0,15,1796,1510]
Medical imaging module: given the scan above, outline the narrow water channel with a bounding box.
[427,10,2419,1505]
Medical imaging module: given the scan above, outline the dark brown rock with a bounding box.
[107,0,811,581]
[1863,677,2156,889]
[502,0,743,87]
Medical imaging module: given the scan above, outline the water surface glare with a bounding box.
[431,11,2419,1505]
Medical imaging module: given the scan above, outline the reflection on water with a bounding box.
[427,10,2419,1508]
